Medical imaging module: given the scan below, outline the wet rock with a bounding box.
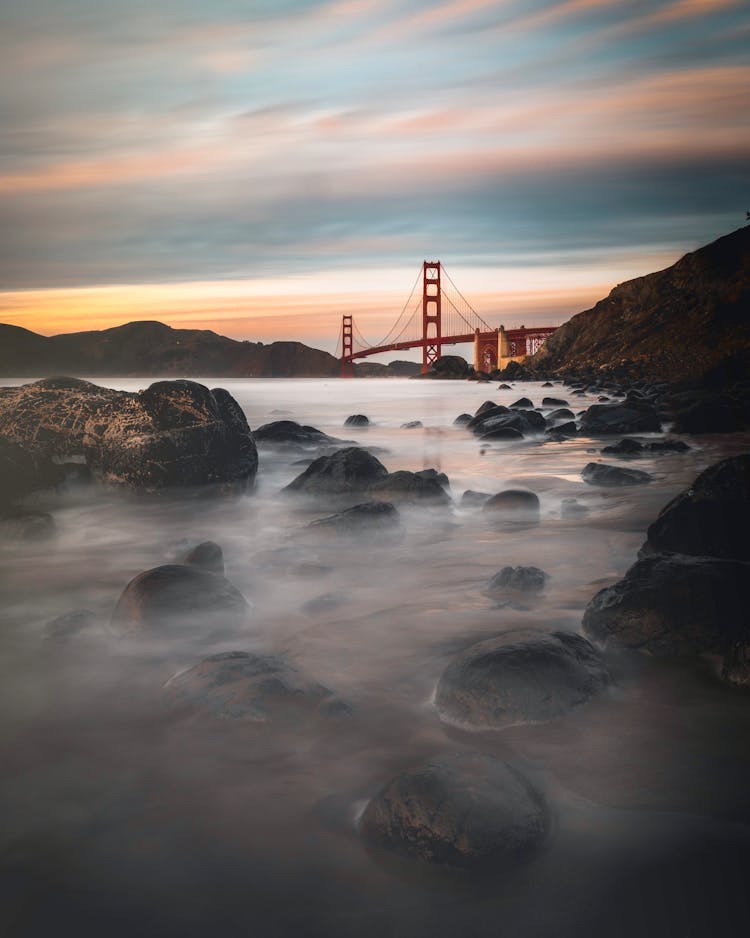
[284,447,388,497]
[542,397,568,407]
[483,490,540,517]
[470,408,545,438]
[415,468,449,488]
[641,454,750,561]
[0,506,55,540]
[345,414,370,427]
[475,401,498,416]
[547,408,575,421]
[510,397,534,409]
[360,752,549,869]
[672,393,748,434]
[0,436,65,507]
[254,420,346,449]
[498,383,512,390]
[579,400,661,435]
[436,630,609,731]
[111,563,250,636]
[401,420,423,429]
[44,609,98,642]
[480,426,524,441]
[581,462,652,486]
[369,470,452,505]
[453,413,472,426]
[309,501,401,535]
[545,421,577,439]
[582,554,750,656]
[542,382,553,387]
[484,566,548,597]
[183,541,224,576]
[602,438,690,458]
[461,490,491,507]
[601,438,644,457]
[165,651,347,721]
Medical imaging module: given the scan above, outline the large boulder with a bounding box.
[253,420,346,449]
[0,377,259,491]
[435,630,609,730]
[582,462,652,486]
[469,408,546,438]
[284,447,388,497]
[360,753,549,869]
[0,436,65,507]
[84,380,258,490]
[582,554,750,656]
[579,400,661,435]
[111,563,250,636]
[164,651,347,721]
[368,470,452,505]
[641,455,750,560]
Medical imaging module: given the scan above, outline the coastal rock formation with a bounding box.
[360,753,549,869]
[484,566,548,597]
[111,563,250,636]
[164,651,347,721]
[640,454,750,561]
[435,630,609,730]
[531,226,750,383]
[0,435,65,506]
[253,420,348,450]
[284,447,388,497]
[579,400,661,435]
[0,378,258,490]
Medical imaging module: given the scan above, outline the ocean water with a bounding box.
[1,377,749,937]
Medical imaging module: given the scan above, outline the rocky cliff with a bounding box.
[532,226,750,383]
[0,320,341,378]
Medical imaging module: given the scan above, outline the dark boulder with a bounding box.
[499,361,531,380]
[498,383,512,389]
[582,554,750,656]
[483,490,540,518]
[284,447,388,497]
[510,397,534,409]
[360,753,549,870]
[84,380,258,490]
[542,397,568,407]
[111,563,250,636]
[460,490,491,507]
[580,401,661,435]
[401,420,423,429]
[466,405,509,429]
[484,566,547,597]
[602,438,690,457]
[547,408,575,421]
[309,501,401,535]
[414,468,449,488]
[601,438,644,457]
[368,470,452,505]
[545,421,577,439]
[480,426,524,442]
[183,541,225,576]
[436,630,609,731]
[582,462,652,486]
[427,355,471,379]
[253,420,346,449]
[453,413,472,426]
[470,408,545,438]
[641,454,750,561]
[0,436,65,507]
[475,400,498,416]
[165,651,348,721]
[542,382,553,387]
[344,414,370,427]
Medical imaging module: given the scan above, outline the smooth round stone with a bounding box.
[360,752,550,870]
[483,489,540,517]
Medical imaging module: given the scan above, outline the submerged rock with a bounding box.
[401,420,423,429]
[253,420,346,449]
[581,462,652,486]
[183,541,225,576]
[44,609,98,642]
[483,490,540,517]
[453,413,472,426]
[460,490,491,507]
[484,566,548,597]
[641,454,750,561]
[369,471,452,505]
[309,501,401,535]
[165,651,347,721]
[435,630,609,730]
[579,401,661,435]
[344,414,370,427]
[360,752,549,869]
[111,563,250,636]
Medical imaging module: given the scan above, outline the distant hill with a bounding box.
[0,320,342,378]
[532,226,750,383]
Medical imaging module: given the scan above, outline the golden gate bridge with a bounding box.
[336,261,558,377]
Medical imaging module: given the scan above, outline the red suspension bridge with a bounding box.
[336,261,558,377]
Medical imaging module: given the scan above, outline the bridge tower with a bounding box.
[341,314,354,378]
[421,261,442,374]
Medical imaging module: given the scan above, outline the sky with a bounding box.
[0,0,748,358]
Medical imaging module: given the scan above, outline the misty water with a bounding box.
[2,377,750,937]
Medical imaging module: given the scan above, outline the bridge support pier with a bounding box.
[341,314,354,378]
[421,261,442,374]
